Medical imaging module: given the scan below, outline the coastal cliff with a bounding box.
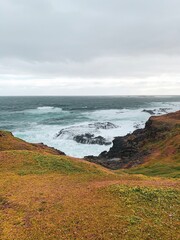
[0,113,179,239]
[0,130,65,156]
[85,111,180,170]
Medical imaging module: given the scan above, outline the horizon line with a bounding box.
[0,94,180,97]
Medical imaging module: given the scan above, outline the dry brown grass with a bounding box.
[0,172,179,240]
[0,130,179,239]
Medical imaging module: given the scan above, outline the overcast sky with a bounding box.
[0,0,180,95]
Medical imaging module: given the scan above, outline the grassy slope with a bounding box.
[0,130,65,155]
[124,112,180,178]
[0,130,179,239]
[125,135,180,178]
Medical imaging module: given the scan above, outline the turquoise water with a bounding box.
[0,96,180,157]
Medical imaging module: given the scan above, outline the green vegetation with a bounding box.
[125,162,180,178]
[0,150,104,176]
[105,185,180,240]
[0,129,179,239]
[124,124,180,178]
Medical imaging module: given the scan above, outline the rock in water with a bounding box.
[142,109,156,115]
[56,128,72,138]
[88,122,118,129]
[73,133,111,145]
[55,122,118,140]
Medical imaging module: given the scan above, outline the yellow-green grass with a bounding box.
[125,162,180,178]
[0,148,179,240]
[0,129,180,239]
[0,130,35,151]
[0,172,179,240]
[104,185,180,240]
[0,130,65,155]
[123,129,180,178]
[124,148,180,178]
[0,150,106,176]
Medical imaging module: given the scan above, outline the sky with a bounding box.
[0,0,180,95]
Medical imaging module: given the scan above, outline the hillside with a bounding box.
[0,124,180,239]
[0,130,65,155]
[85,111,180,177]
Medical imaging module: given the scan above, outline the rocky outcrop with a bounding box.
[56,122,118,139]
[85,111,180,170]
[142,108,171,115]
[88,122,118,129]
[73,133,111,145]
[56,122,117,145]
[142,109,156,115]
[56,128,71,138]
[34,143,65,156]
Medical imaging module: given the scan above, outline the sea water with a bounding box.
[0,96,180,158]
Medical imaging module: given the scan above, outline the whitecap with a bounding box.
[12,101,180,158]
[24,106,64,114]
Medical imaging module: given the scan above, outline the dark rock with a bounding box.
[142,109,156,115]
[73,133,111,145]
[84,156,125,170]
[88,122,118,130]
[56,128,70,138]
[85,112,179,170]
[33,143,66,156]
[56,122,118,141]
[159,108,171,113]
[143,108,171,116]
[133,123,143,129]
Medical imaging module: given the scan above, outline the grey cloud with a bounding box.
[1,55,180,79]
[0,0,180,62]
[0,0,180,88]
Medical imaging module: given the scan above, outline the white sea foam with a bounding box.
[37,106,55,110]
[13,102,180,158]
[26,106,63,114]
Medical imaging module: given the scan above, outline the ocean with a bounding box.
[0,96,180,158]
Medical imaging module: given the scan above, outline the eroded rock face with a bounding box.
[85,111,180,169]
[73,133,111,145]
